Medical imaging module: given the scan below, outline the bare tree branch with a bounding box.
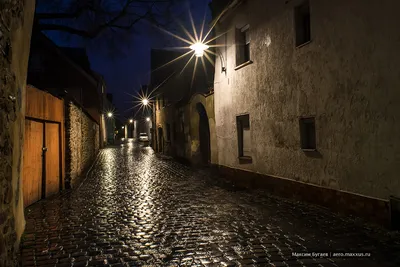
[36,0,177,39]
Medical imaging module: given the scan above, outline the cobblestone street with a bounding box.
[21,143,400,267]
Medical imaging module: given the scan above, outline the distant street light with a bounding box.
[190,42,209,57]
[107,112,113,118]
[129,119,133,123]
[122,126,125,129]
[142,98,149,106]
[146,117,150,122]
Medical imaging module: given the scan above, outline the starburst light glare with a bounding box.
[190,42,209,57]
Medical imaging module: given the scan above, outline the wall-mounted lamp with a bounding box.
[217,50,227,73]
[189,42,226,73]
[190,42,209,57]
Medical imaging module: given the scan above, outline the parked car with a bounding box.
[139,133,149,142]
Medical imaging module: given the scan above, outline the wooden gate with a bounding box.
[23,120,43,207]
[23,86,64,207]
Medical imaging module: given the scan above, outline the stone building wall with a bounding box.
[154,93,217,166]
[213,0,400,202]
[0,0,35,265]
[65,101,100,188]
[188,93,217,165]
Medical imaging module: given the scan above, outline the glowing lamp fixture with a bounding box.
[190,42,209,57]
[146,117,150,122]
[129,119,133,123]
[107,112,113,118]
[142,98,149,106]
[122,126,125,129]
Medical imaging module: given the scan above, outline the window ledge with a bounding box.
[238,156,252,164]
[296,40,312,49]
[301,148,316,152]
[235,60,253,71]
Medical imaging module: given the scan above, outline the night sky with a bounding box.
[40,0,212,119]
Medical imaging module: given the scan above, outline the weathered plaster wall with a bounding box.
[0,0,35,265]
[214,0,400,200]
[188,94,217,165]
[154,104,175,155]
[65,102,100,187]
[154,93,217,165]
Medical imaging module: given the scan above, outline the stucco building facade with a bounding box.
[212,0,400,226]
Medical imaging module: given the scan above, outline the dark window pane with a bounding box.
[295,1,311,46]
[237,114,251,157]
[299,117,316,150]
[236,26,250,66]
[244,43,250,63]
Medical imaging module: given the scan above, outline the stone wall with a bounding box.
[154,92,217,166]
[213,0,400,201]
[0,0,35,265]
[65,101,100,188]
[185,93,217,165]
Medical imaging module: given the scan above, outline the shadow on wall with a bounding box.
[0,0,36,266]
[197,102,211,165]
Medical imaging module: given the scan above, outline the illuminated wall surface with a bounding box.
[213,0,400,201]
[0,0,36,265]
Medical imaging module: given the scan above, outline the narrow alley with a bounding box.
[20,142,400,267]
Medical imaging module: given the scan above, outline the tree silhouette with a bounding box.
[35,0,180,39]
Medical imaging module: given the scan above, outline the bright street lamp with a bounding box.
[107,112,113,118]
[190,42,209,57]
[142,98,149,106]
[129,119,133,123]
[146,117,150,122]
[122,126,125,129]
[189,42,226,72]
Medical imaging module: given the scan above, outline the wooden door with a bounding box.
[23,120,43,207]
[45,122,60,197]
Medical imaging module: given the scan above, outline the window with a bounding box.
[236,114,252,159]
[236,25,251,66]
[299,117,316,150]
[295,1,311,46]
[166,123,171,141]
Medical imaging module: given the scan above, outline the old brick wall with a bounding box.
[65,101,100,188]
[0,0,35,266]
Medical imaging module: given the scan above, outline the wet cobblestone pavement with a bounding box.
[21,143,400,266]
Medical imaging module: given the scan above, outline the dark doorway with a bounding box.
[196,103,211,165]
[158,127,164,152]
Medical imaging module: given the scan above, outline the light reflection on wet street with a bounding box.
[21,143,400,266]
